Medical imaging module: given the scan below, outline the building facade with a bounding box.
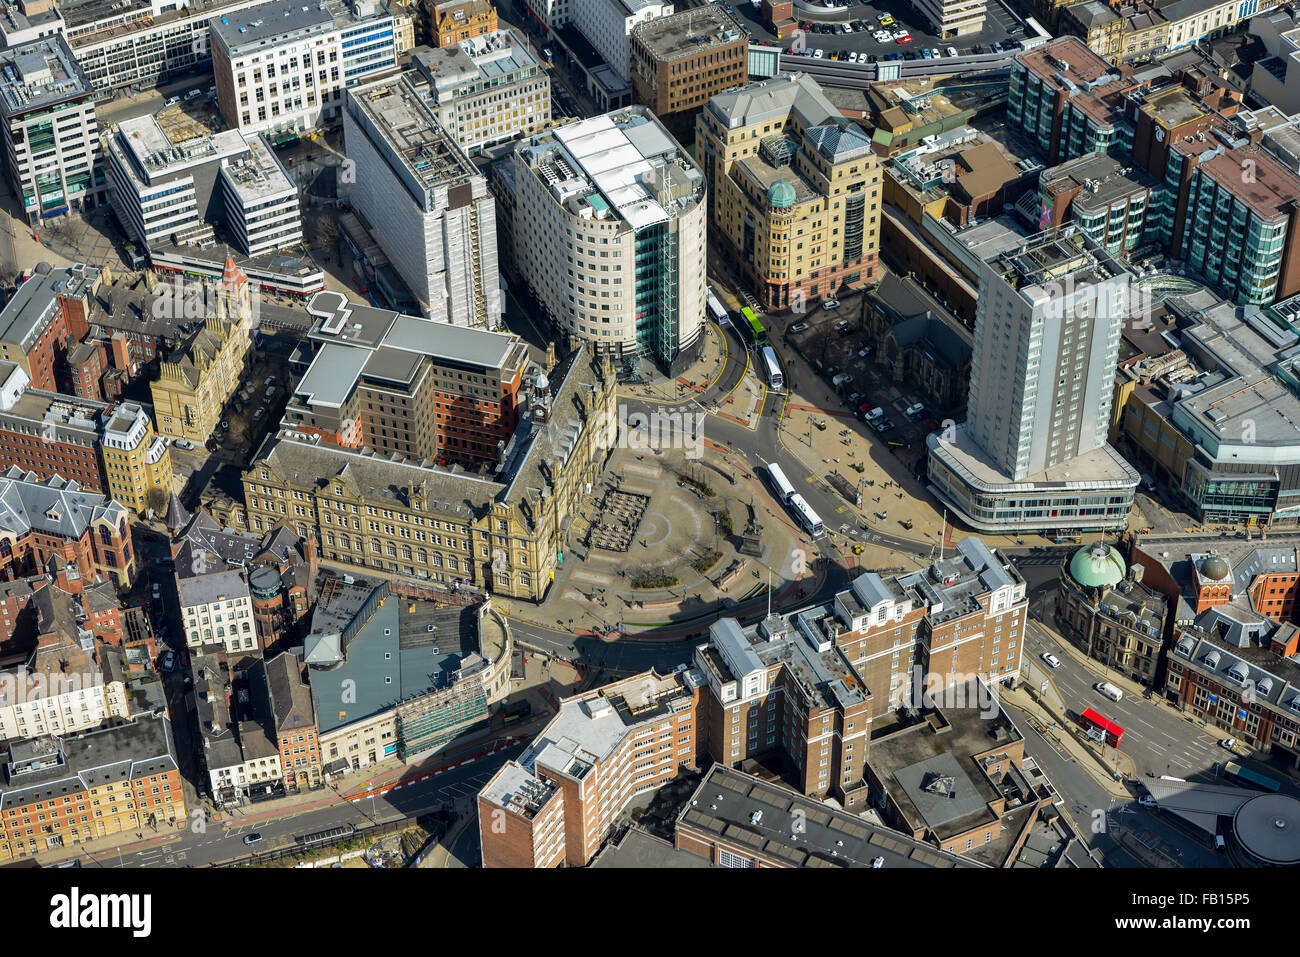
[697,73,882,313]
[100,401,173,516]
[344,71,503,326]
[511,108,707,375]
[0,35,104,225]
[0,363,106,493]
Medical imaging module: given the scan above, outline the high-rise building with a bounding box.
[284,290,528,464]
[696,73,882,312]
[927,228,1140,533]
[0,35,104,226]
[210,0,398,137]
[99,401,174,516]
[344,72,503,326]
[911,0,986,37]
[628,5,748,138]
[510,107,707,375]
[410,29,550,157]
[220,135,304,255]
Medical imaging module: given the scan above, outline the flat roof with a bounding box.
[209,0,334,54]
[0,34,90,117]
[630,4,747,60]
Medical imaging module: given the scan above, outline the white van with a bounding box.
[905,402,925,419]
[1095,681,1123,702]
[864,406,885,421]
[832,373,852,387]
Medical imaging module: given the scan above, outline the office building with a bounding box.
[0,466,134,590]
[177,568,257,655]
[99,400,173,516]
[284,290,528,464]
[245,346,617,602]
[344,71,502,325]
[696,73,882,312]
[210,0,398,137]
[0,362,106,492]
[912,0,986,38]
[0,0,64,49]
[219,134,303,255]
[511,107,707,375]
[0,715,183,861]
[628,5,748,137]
[478,668,704,867]
[571,0,670,83]
[0,35,104,226]
[410,29,550,157]
[927,228,1140,534]
[1037,153,1155,256]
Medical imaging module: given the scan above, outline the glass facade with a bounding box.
[633,221,679,369]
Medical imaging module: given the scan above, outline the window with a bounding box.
[718,848,754,868]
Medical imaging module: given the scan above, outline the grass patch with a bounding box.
[631,574,679,589]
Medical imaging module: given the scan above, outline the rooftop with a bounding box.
[412,28,541,101]
[0,34,90,117]
[209,0,380,54]
[630,4,747,60]
[706,71,840,131]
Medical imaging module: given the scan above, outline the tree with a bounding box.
[145,486,169,517]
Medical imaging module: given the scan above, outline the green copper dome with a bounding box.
[1069,543,1125,589]
[767,179,796,209]
[1199,555,1231,581]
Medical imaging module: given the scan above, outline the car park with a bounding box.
[1041,652,1061,669]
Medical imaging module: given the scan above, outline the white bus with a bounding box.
[764,462,796,505]
[760,345,784,390]
[707,294,729,325]
[789,493,825,538]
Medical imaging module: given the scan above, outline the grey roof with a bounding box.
[0,715,178,810]
[805,123,873,162]
[0,467,125,541]
[677,764,982,868]
[706,72,839,131]
[192,653,242,772]
[209,0,333,53]
[892,752,989,831]
[851,572,895,610]
[176,568,249,609]
[708,617,764,677]
[0,34,91,119]
[260,651,316,734]
[0,264,98,353]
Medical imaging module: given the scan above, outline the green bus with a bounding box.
[741,306,766,345]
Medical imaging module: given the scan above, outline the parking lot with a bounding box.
[204,352,292,464]
[723,0,1027,62]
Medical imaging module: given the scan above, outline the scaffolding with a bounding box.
[394,677,488,760]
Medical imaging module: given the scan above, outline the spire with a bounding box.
[164,491,192,534]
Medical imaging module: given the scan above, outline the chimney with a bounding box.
[110,332,131,373]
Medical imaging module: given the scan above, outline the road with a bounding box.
[84,746,519,868]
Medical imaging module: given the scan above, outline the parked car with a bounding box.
[1220,738,1250,757]
[822,299,841,311]
[174,438,194,450]
[220,420,229,431]
[162,651,175,671]
[254,408,266,420]
[947,46,958,57]
[905,402,925,420]
[1041,652,1062,669]
[871,856,885,868]
[832,372,853,387]
[152,582,161,600]
[790,322,809,334]
[180,649,190,667]
[243,833,263,845]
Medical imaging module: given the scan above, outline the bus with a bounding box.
[1224,761,1282,792]
[760,345,784,390]
[1080,708,1125,747]
[764,462,796,505]
[789,493,825,538]
[707,294,729,325]
[741,306,766,345]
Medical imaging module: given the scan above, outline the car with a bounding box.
[885,52,900,60]
[992,41,1005,53]
[174,438,194,450]
[873,418,895,432]
[1095,681,1123,702]
[835,319,851,333]
[162,651,175,671]
[266,386,277,398]
[1220,738,1250,756]
[922,48,932,58]
[832,373,853,387]
[903,50,917,59]
[164,95,180,106]
[152,582,161,598]
[931,48,941,59]
[1041,652,1062,669]
[1137,795,1158,808]
[843,22,853,32]
[871,856,885,868]
[973,43,984,54]
[185,88,203,100]
[822,299,841,311]
[896,33,912,43]
[947,46,958,57]
[180,649,190,667]
[858,346,873,358]
[243,833,263,845]
[905,402,926,420]
[265,375,276,386]
[878,13,894,24]
[254,407,266,420]
[790,322,809,334]
[812,48,824,58]
[868,53,878,62]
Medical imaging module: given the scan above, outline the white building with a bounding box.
[103,115,303,257]
[572,0,670,82]
[0,35,103,226]
[344,72,502,326]
[220,134,302,254]
[209,0,398,137]
[0,644,129,742]
[178,569,258,654]
[927,227,1139,533]
[0,0,65,48]
[410,29,551,157]
[510,107,707,375]
[911,0,987,38]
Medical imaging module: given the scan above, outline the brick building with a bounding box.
[0,714,183,861]
[0,467,134,590]
[0,362,106,492]
[250,651,323,792]
[0,263,99,393]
